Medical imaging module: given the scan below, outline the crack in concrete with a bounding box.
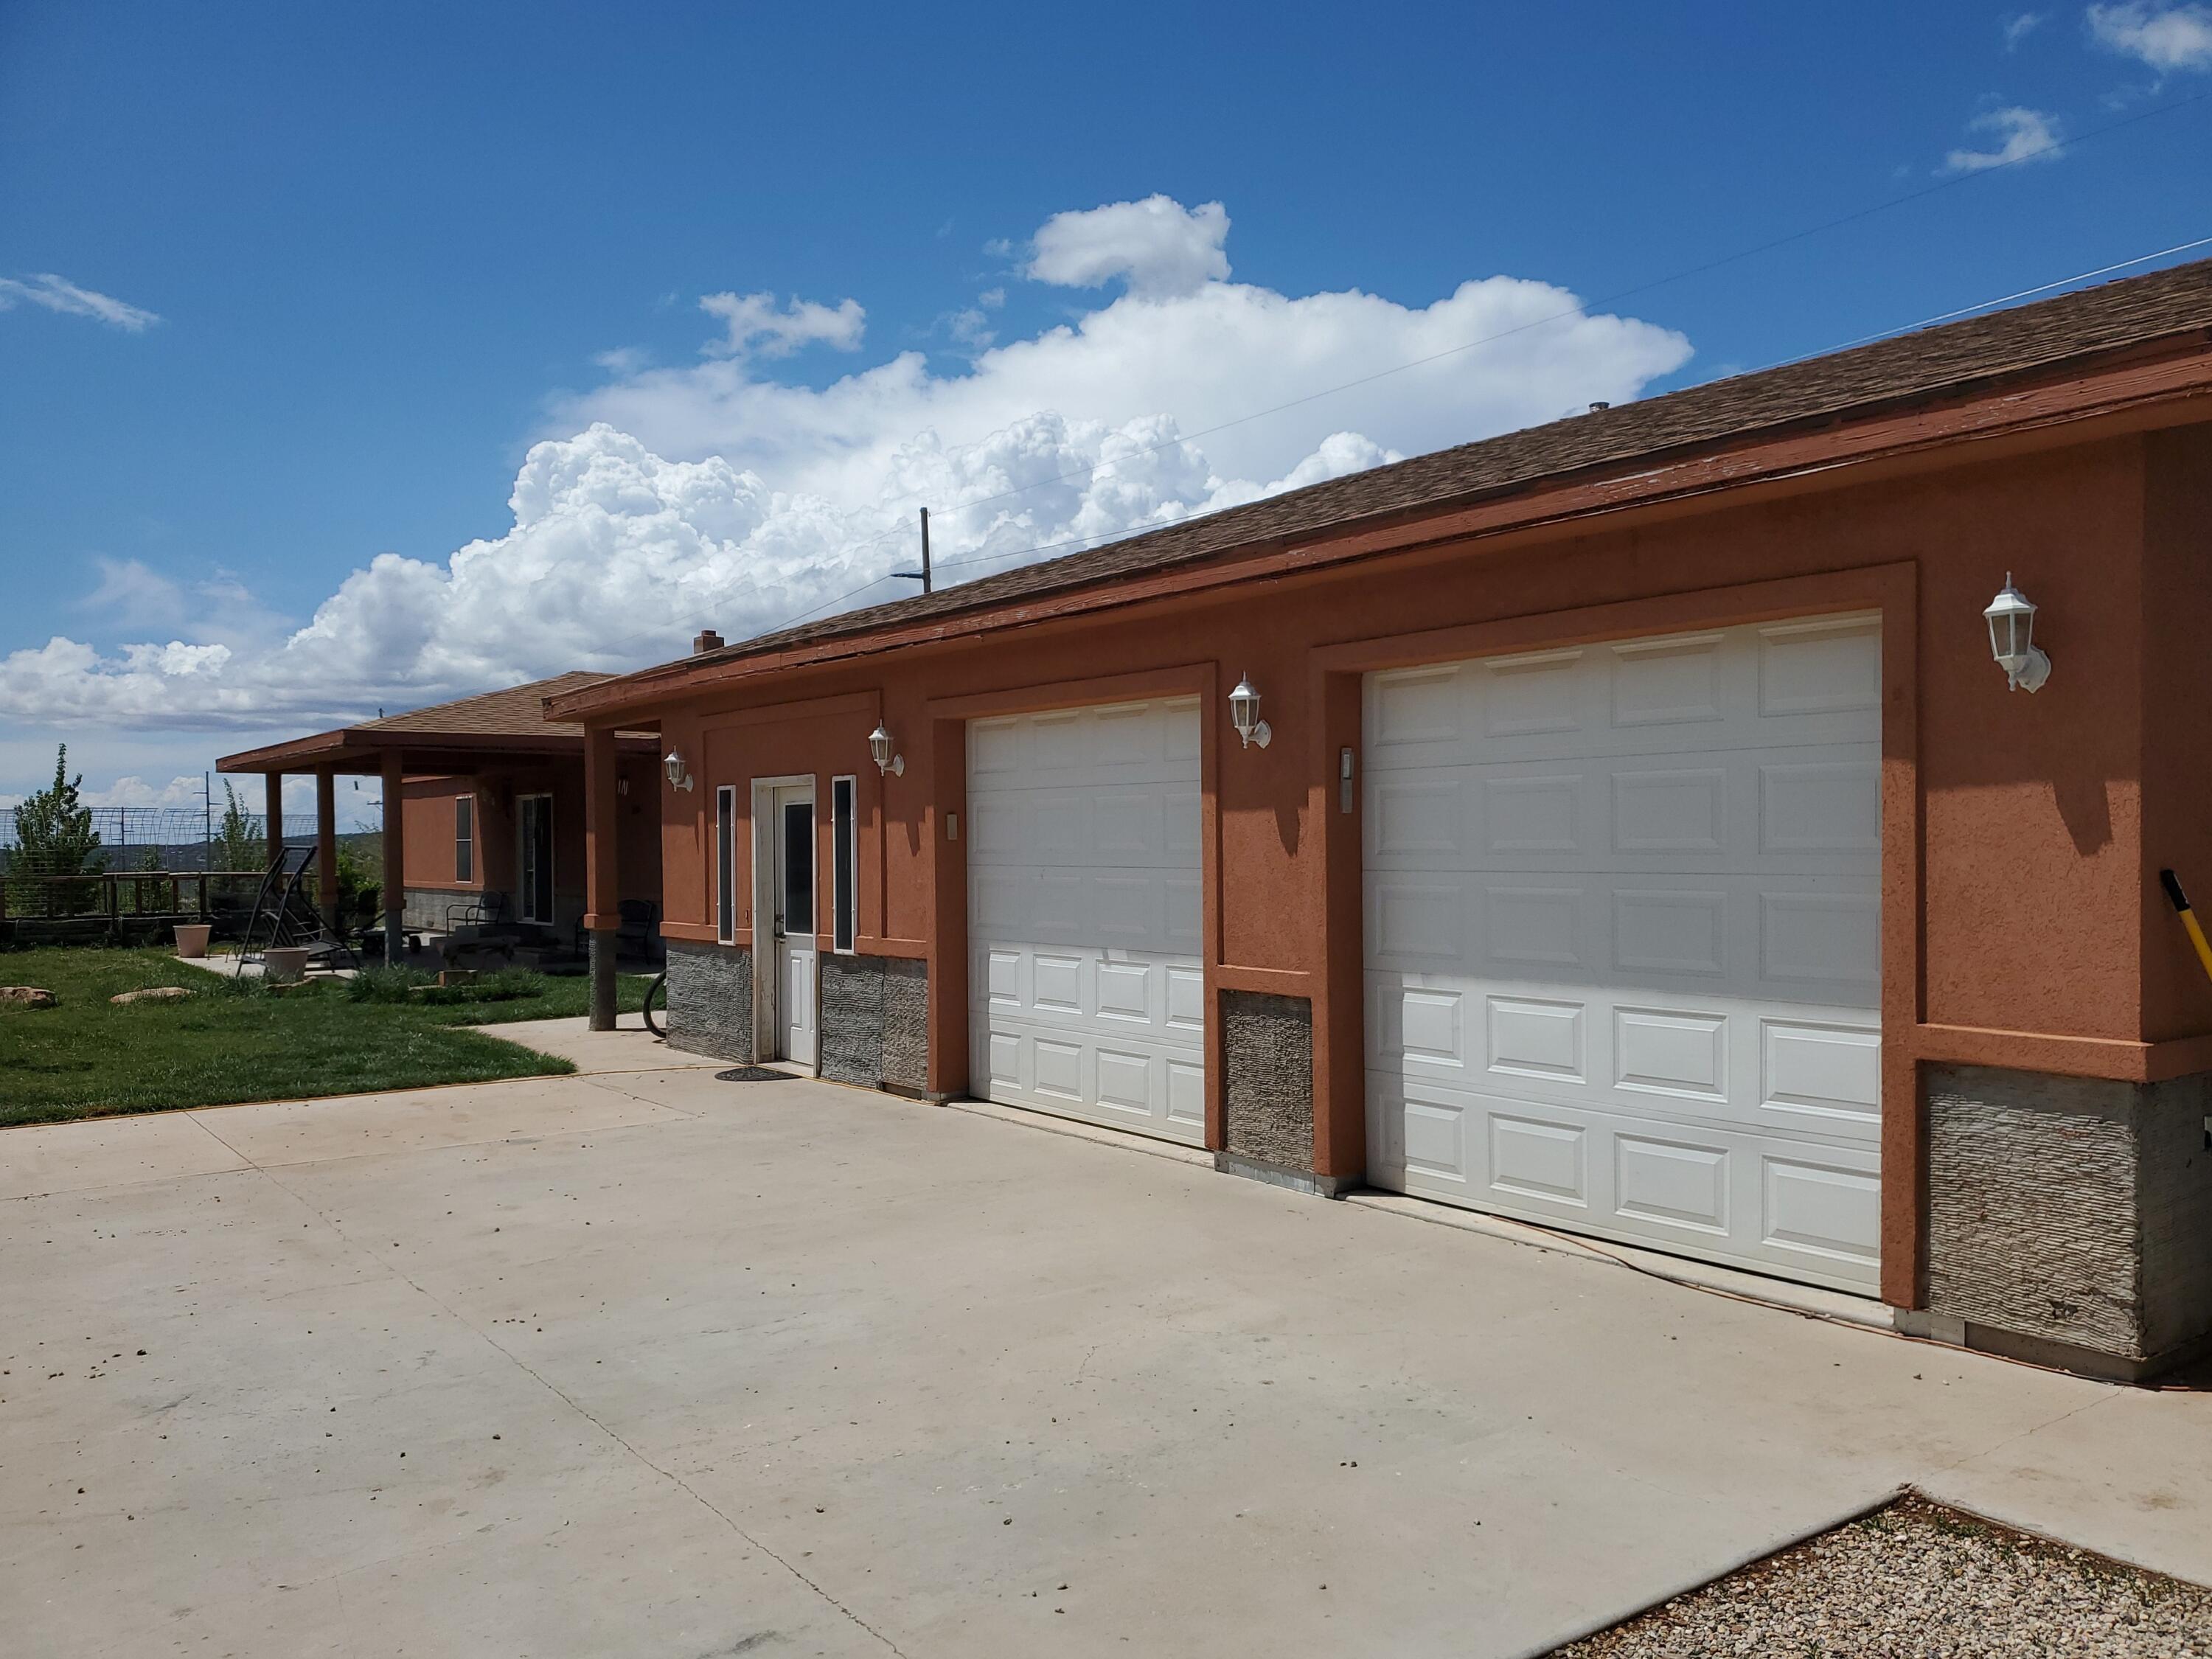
[578,1075,707,1119]
[185,1113,911,1658]
[1934,1387,2123,1475]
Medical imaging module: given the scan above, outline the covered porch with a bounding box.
[216,674,663,1002]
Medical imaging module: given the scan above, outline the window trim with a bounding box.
[453,793,474,885]
[830,773,857,955]
[715,784,737,945]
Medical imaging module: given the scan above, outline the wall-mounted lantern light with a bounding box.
[1228,672,1272,750]
[1983,574,2051,693]
[869,723,905,776]
[663,749,696,792]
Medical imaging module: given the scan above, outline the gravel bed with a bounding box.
[1551,1495,2212,1657]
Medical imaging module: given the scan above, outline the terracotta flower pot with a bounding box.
[174,923,212,959]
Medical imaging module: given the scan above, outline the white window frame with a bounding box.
[453,793,474,884]
[830,773,858,956]
[715,784,737,945]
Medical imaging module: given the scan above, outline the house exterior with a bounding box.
[550,260,2212,1381]
[217,673,663,957]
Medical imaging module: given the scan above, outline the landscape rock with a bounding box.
[0,986,58,1009]
[110,987,192,1006]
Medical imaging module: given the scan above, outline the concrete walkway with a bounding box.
[2,1023,2207,1658]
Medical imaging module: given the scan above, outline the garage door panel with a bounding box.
[1761,1157,1882,1269]
[1756,615,1882,717]
[968,788,1194,870]
[970,698,1202,788]
[1366,1070,1882,1291]
[1374,968,1878,1140]
[1366,618,1882,771]
[1368,873,1877,1004]
[1758,1018,1882,1127]
[970,698,1206,1147]
[1364,616,1881,1293]
[1363,745,1877,877]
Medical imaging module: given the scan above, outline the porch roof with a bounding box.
[216,672,661,776]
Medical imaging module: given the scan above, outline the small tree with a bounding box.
[211,779,265,872]
[10,745,105,916]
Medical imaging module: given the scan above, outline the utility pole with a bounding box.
[892,507,933,594]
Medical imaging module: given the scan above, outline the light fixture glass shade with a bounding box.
[1229,675,1261,740]
[1983,574,2051,692]
[1228,672,1272,749]
[663,749,686,787]
[868,723,904,774]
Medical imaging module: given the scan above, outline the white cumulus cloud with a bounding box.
[1026,196,1233,298]
[2088,1,2212,69]
[0,273,160,331]
[1943,106,2064,171]
[700,291,867,358]
[1,195,1691,747]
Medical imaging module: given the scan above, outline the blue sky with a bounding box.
[4,1,2211,820]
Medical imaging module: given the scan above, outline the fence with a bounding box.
[1,804,274,929]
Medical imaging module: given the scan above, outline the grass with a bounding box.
[0,946,652,1127]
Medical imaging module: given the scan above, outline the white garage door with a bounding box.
[1363,615,1883,1293]
[968,697,1207,1144]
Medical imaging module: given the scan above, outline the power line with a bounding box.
[832,231,2212,605]
[599,86,2212,655]
[796,86,2212,554]
[1776,233,2212,363]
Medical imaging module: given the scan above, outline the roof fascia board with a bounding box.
[218,728,656,773]
[548,342,2212,724]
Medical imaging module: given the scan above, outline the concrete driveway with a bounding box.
[4,1022,2209,1658]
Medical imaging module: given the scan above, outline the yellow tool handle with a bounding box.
[2159,869,2212,987]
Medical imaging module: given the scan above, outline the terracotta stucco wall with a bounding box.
[400,781,477,890]
[653,430,2181,1057]
[2141,422,2212,1044]
[400,761,661,917]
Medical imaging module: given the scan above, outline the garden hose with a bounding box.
[2158,869,2212,989]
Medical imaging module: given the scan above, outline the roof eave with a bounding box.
[546,330,2212,725]
[217,727,659,773]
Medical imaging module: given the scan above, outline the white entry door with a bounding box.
[967,698,1206,1144]
[771,784,817,1067]
[1363,616,1883,1293]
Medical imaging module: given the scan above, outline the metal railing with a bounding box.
[0,869,271,924]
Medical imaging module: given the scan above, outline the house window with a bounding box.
[716,785,737,945]
[831,775,856,954]
[453,794,474,884]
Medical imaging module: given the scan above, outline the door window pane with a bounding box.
[782,801,814,934]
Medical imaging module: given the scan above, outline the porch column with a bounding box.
[263,772,285,871]
[583,723,619,1032]
[315,767,338,924]
[381,748,406,964]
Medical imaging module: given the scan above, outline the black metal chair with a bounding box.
[445,890,510,931]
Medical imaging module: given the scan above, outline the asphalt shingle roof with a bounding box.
[681,255,2212,671]
[355,672,613,737]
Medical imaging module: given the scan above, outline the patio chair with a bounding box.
[446,891,509,932]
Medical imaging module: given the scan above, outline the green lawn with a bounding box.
[0,947,651,1127]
